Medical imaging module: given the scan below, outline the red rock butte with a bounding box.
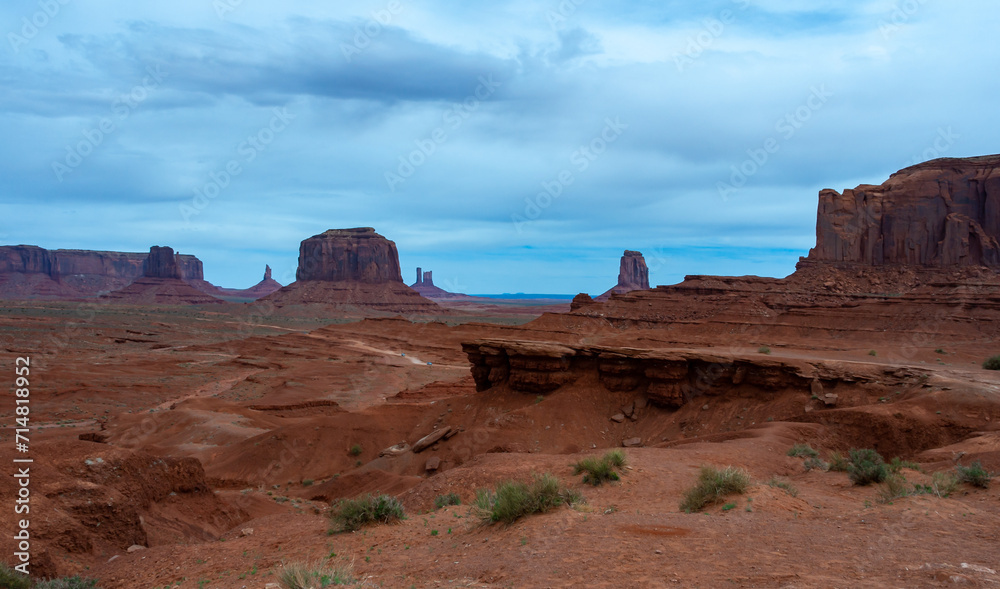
[264,228,439,313]
[103,245,225,305]
[596,250,650,300]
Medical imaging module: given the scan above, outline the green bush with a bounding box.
[983,356,1000,370]
[930,471,959,497]
[0,564,32,589]
[868,350,877,357]
[887,457,921,474]
[955,461,992,488]
[847,449,888,486]
[434,493,461,508]
[348,444,363,456]
[572,450,627,486]
[328,493,404,532]
[828,452,849,472]
[803,457,828,472]
[758,346,771,355]
[279,561,354,588]
[472,473,580,525]
[680,466,751,513]
[787,443,819,458]
[34,579,101,589]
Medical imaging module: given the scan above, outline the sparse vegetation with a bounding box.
[434,493,461,508]
[847,448,888,486]
[35,580,102,589]
[472,473,581,525]
[0,564,33,589]
[680,466,751,513]
[787,443,819,458]
[868,350,878,357]
[935,348,946,354]
[876,474,910,503]
[572,450,627,485]
[348,444,363,456]
[803,457,828,472]
[328,493,404,533]
[955,460,992,488]
[766,477,798,497]
[828,452,849,472]
[982,355,1000,370]
[278,561,354,588]
[887,457,921,474]
[758,346,771,355]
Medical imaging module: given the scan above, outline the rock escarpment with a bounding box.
[265,228,439,313]
[0,245,204,299]
[462,339,922,408]
[596,250,650,301]
[410,267,466,299]
[806,155,1000,268]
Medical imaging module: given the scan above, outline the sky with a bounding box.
[1,0,997,294]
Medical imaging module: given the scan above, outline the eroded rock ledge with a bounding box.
[462,339,923,408]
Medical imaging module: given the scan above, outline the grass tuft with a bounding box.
[472,473,581,526]
[434,493,461,509]
[0,564,32,589]
[827,452,849,472]
[328,493,404,533]
[680,466,751,513]
[572,450,627,485]
[279,561,354,588]
[787,443,819,458]
[348,444,362,456]
[876,474,910,504]
[758,346,771,355]
[766,477,798,497]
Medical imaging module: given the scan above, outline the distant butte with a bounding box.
[263,228,439,314]
[595,250,650,301]
[103,246,225,305]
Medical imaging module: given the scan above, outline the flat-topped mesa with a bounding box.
[596,250,650,301]
[805,155,1000,269]
[296,227,403,283]
[264,228,439,313]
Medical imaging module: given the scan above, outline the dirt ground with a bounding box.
[1,298,998,588]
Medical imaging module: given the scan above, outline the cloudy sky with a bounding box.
[1,1,997,293]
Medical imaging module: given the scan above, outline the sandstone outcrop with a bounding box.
[0,245,203,299]
[462,339,925,409]
[596,250,650,301]
[806,155,1000,268]
[103,246,224,305]
[265,228,439,313]
[410,267,467,299]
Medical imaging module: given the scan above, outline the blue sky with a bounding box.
[1,0,997,293]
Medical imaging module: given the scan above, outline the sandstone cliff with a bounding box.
[103,246,225,305]
[806,155,1000,268]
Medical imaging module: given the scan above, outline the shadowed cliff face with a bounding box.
[807,155,1000,268]
[295,228,404,283]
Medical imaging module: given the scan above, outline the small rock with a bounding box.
[622,437,642,448]
[610,413,626,423]
[655,549,663,555]
[413,427,452,453]
[811,379,824,396]
[634,396,648,411]
[241,528,254,537]
[622,402,635,418]
[107,555,120,563]
[444,428,460,440]
[425,456,441,472]
[702,404,710,411]
[127,545,145,553]
[379,442,411,457]
[823,393,838,407]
